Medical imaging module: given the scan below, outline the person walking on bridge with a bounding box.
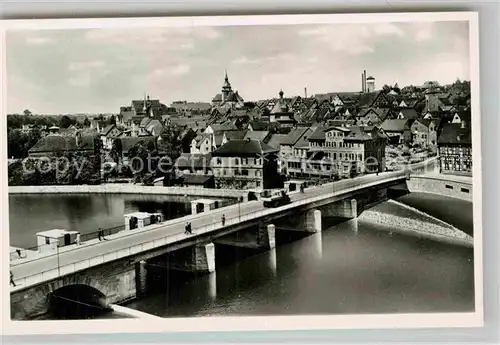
[10,271,16,287]
[221,214,226,226]
[185,222,192,235]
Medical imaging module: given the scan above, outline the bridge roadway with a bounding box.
[10,163,433,291]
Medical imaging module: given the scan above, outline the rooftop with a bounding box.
[212,139,278,157]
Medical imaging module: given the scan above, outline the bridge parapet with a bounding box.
[11,172,409,294]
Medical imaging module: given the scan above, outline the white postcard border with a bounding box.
[0,11,483,335]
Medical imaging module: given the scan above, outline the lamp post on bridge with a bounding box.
[52,237,61,277]
[238,196,242,222]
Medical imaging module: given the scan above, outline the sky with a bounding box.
[6,20,470,114]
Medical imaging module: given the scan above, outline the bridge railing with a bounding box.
[80,225,126,242]
[10,172,409,290]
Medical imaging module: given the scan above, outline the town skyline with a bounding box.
[6,21,470,114]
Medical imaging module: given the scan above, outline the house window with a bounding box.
[217,158,222,165]
[445,185,453,189]
[461,188,469,193]
[256,181,261,187]
[45,237,50,245]
[234,158,239,165]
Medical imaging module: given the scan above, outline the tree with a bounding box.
[111,138,123,164]
[109,115,116,125]
[59,115,74,128]
[382,85,391,93]
[128,142,150,176]
[158,124,182,161]
[7,115,24,129]
[83,117,91,127]
[23,109,32,116]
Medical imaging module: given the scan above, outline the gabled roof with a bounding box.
[281,127,310,146]
[212,139,278,157]
[356,92,380,108]
[438,123,471,145]
[361,108,392,121]
[29,134,95,154]
[453,110,472,122]
[139,117,153,128]
[243,130,270,142]
[270,99,291,114]
[308,126,326,141]
[343,126,376,142]
[194,133,212,148]
[248,120,269,131]
[380,119,409,132]
[101,124,120,137]
[120,136,156,152]
[208,122,238,133]
[397,109,419,120]
[146,119,164,136]
[266,134,288,149]
[293,131,311,149]
[412,118,432,128]
[224,130,248,141]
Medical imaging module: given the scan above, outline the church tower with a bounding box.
[221,70,232,102]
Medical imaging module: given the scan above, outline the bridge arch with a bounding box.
[48,284,110,319]
[12,274,112,320]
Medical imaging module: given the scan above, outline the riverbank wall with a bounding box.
[360,200,473,248]
[8,184,245,199]
[407,174,473,202]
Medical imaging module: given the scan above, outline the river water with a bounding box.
[8,192,474,317]
[8,194,234,249]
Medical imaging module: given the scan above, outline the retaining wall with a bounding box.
[407,175,473,202]
[8,184,244,199]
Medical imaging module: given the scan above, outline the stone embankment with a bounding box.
[360,200,473,247]
[8,184,245,199]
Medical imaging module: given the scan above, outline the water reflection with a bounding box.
[312,233,323,260]
[208,272,217,299]
[268,248,277,277]
[8,193,223,248]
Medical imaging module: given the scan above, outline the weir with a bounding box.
[359,200,473,247]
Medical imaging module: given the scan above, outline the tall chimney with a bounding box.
[304,87,308,98]
[363,70,367,93]
[361,73,364,93]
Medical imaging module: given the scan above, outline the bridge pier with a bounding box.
[194,243,216,273]
[304,209,322,233]
[135,260,148,297]
[322,199,358,219]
